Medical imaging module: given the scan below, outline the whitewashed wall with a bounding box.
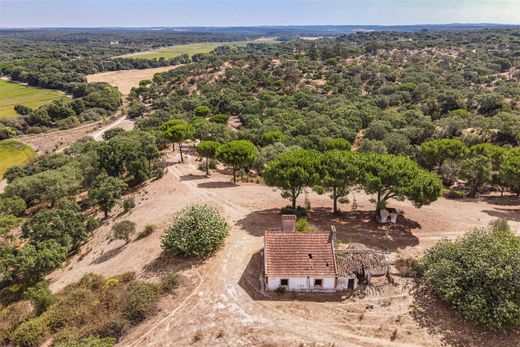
[336,276,358,290]
[267,276,336,291]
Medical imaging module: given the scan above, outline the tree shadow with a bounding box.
[140,252,204,280]
[482,194,520,207]
[238,250,351,302]
[236,208,283,237]
[197,181,238,189]
[180,174,207,181]
[482,208,520,222]
[90,245,125,265]
[411,284,520,347]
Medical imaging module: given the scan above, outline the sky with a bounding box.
[0,0,518,28]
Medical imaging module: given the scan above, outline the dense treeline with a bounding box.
[131,28,519,196]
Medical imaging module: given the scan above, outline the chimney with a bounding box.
[330,225,337,247]
[281,215,296,232]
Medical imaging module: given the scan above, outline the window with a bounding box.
[280,279,289,286]
[314,279,323,287]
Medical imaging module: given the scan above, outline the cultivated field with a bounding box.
[117,39,275,59]
[0,140,36,177]
[86,66,181,96]
[0,79,65,119]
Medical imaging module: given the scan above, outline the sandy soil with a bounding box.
[86,66,180,96]
[47,148,520,347]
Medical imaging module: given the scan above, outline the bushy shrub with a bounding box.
[161,204,229,257]
[111,221,136,244]
[160,272,179,294]
[421,219,520,330]
[0,197,26,216]
[55,335,116,347]
[123,282,158,323]
[280,206,307,217]
[24,281,54,315]
[0,301,34,341]
[296,218,311,233]
[86,217,101,233]
[137,224,155,240]
[122,198,135,212]
[11,316,50,347]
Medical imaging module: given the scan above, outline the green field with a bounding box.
[0,140,36,178]
[117,40,273,60]
[0,79,65,119]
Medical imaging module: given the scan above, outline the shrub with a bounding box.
[421,219,520,330]
[160,272,179,294]
[123,282,159,323]
[280,206,307,217]
[0,301,34,341]
[55,336,116,347]
[122,198,135,212]
[24,281,55,315]
[137,224,155,239]
[161,204,229,257]
[86,217,101,233]
[442,188,465,199]
[111,221,136,244]
[11,316,50,347]
[0,197,26,216]
[296,218,311,233]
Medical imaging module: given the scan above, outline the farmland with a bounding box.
[0,79,65,119]
[116,39,274,59]
[0,139,36,177]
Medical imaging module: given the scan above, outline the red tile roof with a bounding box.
[264,231,337,277]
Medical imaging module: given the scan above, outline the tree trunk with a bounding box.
[179,142,184,162]
[104,206,109,219]
[292,195,297,210]
[375,191,382,219]
[205,157,209,175]
[332,186,338,214]
[232,165,236,183]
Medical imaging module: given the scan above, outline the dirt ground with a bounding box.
[86,66,180,96]
[47,148,520,347]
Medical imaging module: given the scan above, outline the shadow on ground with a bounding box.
[482,208,520,222]
[90,245,125,265]
[140,253,203,280]
[411,285,520,347]
[238,250,351,302]
[237,207,420,251]
[197,181,238,189]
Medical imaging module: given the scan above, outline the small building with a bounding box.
[263,215,388,293]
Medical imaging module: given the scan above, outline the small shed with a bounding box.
[335,249,388,290]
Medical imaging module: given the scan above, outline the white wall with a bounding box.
[267,276,336,292]
[337,276,358,290]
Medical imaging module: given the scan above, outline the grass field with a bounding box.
[117,39,274,60]
[0,140,36,178]
[0,79,65,119]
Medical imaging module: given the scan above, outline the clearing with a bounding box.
[0,79,65,119]
[48,150,520,347]
[116,39,275,60]
[86,66,181,96]
[0,139,36,177]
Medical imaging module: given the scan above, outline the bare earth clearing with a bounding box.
[48,149,520,347]
[86,66,180,96]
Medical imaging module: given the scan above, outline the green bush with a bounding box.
[161,204,229,257]
[11,316,50,347]
[55,335,116,347]
[421,219,520,330]
[85,217,101,233]
[160,272,179,294]
[24,281,54,315]
[122,198,135,212]
[123,282,159,323]
[0,197,26,216]
[111,221,136,244]
[296,218,311,232]
[137,224,156,240]
[280,206,307,217]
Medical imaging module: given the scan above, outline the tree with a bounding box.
[126,102,147,119]
[0,197,26,216]
[469,143,508,195]
[421,219,520,330]
[316,150,359,214]
[216,140,257,182]
[209,114,229,124]
[88,173,127,218]
[21,199,87,252]
[102,127,125,141]
[501,149,520,195]
[263,149,321,209]
[163,123,194,162]
[320,137,351,151]
[14,104,32,116]
[112,220,136,244]
[459,155,492,197]
[161,204,229,257]
[261,130,284,146]
[358,153,443,214]
[196,140,220,175]
[420,139,467,170]
[193,105,211,118]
